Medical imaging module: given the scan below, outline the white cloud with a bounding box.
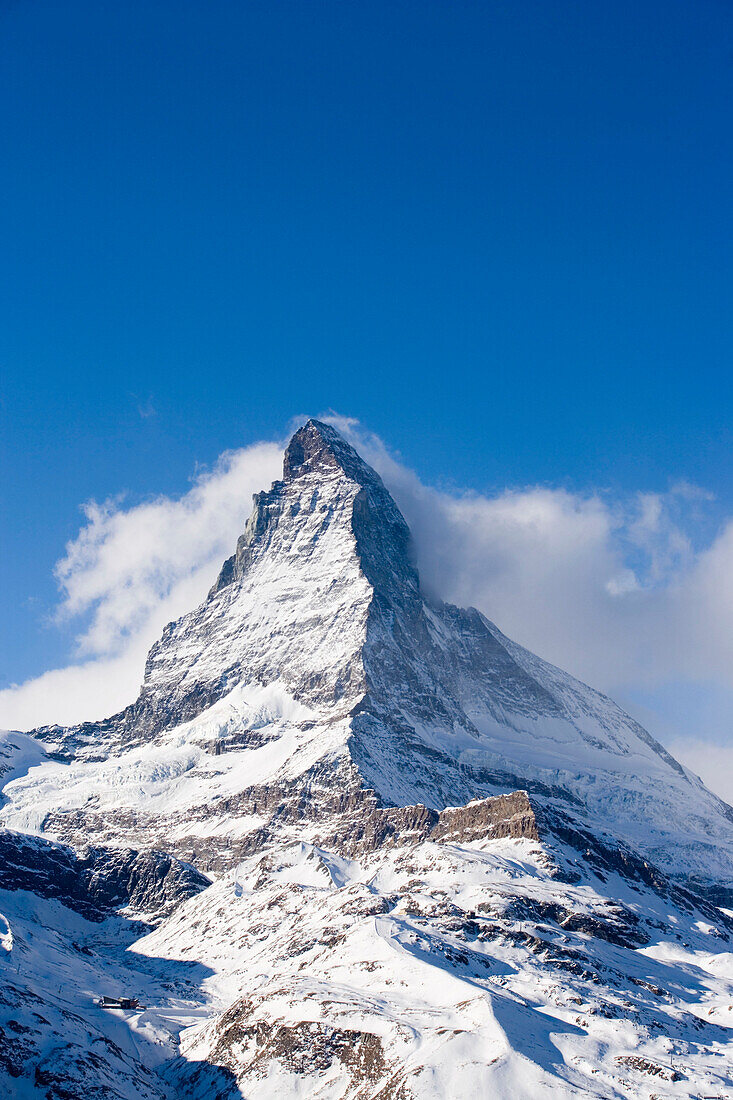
[1,415,732,802]
[327,415,733,694]
[0,441,282,729]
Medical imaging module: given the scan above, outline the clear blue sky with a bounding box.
[1,0,732,686]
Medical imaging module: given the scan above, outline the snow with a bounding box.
[125,828,733,1097]
[0,729,48,796]
[0,911,12,952]
[0,681,343,846]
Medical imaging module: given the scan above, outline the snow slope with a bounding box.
[5,813,733,1098]
[141,826,733,1099]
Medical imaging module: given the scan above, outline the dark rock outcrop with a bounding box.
[0,828,209,922]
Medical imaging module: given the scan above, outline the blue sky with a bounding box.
[1,2,732,782]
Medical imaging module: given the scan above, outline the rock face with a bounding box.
[0,828,209,921]
[2,418,733,1099]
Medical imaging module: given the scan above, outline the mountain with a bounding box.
[2,419,733,1098]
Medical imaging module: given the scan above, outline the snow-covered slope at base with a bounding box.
[2,814,726,1095]
[132,830,733,1098]
[3,817,733,1098]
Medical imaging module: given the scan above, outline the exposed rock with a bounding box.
[431,791,539,843]
[199,998,409,1098]
[0,828,208,922]
[616,1055,683,1082]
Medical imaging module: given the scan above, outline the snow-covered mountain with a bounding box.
[2,419,733,1098]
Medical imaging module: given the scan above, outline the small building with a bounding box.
[99,995,141,1010]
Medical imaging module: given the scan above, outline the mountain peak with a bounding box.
[282,419,374,487]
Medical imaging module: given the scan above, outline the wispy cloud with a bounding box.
[0,440,282,729]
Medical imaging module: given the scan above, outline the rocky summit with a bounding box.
[2,419,733,1098]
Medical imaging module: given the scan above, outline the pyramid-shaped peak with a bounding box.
[283,419,376,486]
